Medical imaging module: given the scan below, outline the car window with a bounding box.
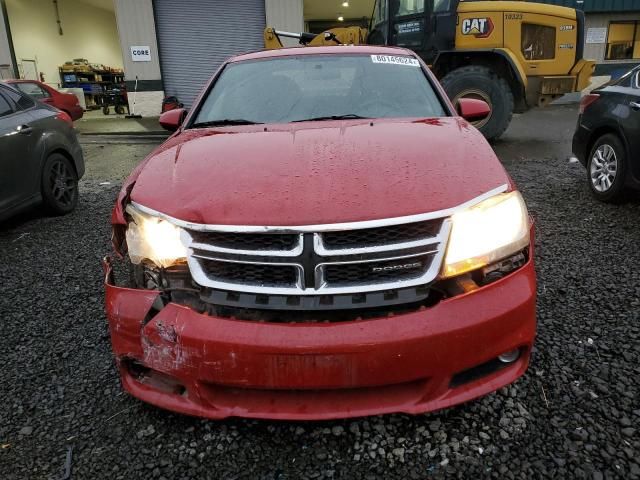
[1,86,36,110]
[14,82,50,99]
[0,92,13,117]
[193,54,447,125]
[612,67,640,88]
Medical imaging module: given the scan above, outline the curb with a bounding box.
[77,131,169,137]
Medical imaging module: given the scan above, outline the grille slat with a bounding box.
[190,231,300,252]
[323,254,433,286]
[200,259,298,287]
[321,220,442,250]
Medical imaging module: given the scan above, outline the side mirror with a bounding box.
[457,98,491,121]
[159,108,187,131]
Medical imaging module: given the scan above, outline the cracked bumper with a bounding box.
[103,259,536,420]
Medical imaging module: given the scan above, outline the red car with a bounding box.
[105,46,536,420]
[7,79,83,121]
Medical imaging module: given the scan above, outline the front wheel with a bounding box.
[587,133,627,203]
[440,65,514,141]
[41,153,79,215]
[102,105,110,115]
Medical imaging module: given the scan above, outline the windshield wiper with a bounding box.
[292,114,370,122]
[191,119,263,128]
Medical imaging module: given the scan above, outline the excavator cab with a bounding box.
[368,0,459,63]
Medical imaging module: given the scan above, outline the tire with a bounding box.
[586,133,627,203]
[41,153,79,215]
[115,105,125,115]
[440,65,514,141]
[102,105,109,115]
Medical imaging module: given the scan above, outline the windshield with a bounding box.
[192,54,446,126]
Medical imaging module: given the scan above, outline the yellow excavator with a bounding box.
[264,0,594,140]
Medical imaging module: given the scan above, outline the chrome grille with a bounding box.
[182,217,451,295]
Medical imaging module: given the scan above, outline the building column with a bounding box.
[113,0,163,116]
[0,0,16,79]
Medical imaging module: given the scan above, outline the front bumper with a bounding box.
[104,258,536,420]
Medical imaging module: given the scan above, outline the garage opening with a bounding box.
[3,0,125,117]
[303,0,373,34]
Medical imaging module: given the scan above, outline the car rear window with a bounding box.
[193,54,447,125]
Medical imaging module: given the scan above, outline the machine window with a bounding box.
[606,21,640,60]
[433,0,453,13]
[397,0,424,15]
[521,24,556,60]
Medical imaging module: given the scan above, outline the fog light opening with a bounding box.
[498,349,520,364]
[123,357,187,396]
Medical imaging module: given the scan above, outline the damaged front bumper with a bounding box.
[103,256,536,421]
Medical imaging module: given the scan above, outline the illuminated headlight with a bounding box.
[442,191,530,278]
[125,205,187,268]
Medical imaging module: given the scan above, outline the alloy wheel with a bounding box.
[49,159,76,208]
[590,144,618,192]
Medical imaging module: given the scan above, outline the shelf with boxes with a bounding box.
[59,58,126,112]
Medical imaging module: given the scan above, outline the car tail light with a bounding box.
[56,110,73,125]
[579,93,600,114]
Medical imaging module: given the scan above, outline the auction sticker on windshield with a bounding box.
[371,55,420,67]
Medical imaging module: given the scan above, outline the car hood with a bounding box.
[130,118,511,226]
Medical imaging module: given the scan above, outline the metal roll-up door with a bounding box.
[153,0,265,107]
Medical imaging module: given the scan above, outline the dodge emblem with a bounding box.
[372,262,422,273]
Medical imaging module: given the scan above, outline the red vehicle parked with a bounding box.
[105,46,536,420]
[7,79,83,121]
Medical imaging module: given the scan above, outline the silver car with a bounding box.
[0,82,84,221]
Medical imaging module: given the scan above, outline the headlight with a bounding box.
[125,205,187,268]
[442,191,530,278]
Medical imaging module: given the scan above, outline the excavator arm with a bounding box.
[264,27,368,49]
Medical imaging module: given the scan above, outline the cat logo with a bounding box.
[461,17,494,38]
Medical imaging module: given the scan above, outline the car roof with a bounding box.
[228,45,417,63]
[4,79,39,84]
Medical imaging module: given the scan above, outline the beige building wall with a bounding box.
[584,12,640,66]
[266,0,304,47]
[113,0,163,116]
[5,0,123,88]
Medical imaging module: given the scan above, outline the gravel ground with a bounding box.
[1,106,639,479]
